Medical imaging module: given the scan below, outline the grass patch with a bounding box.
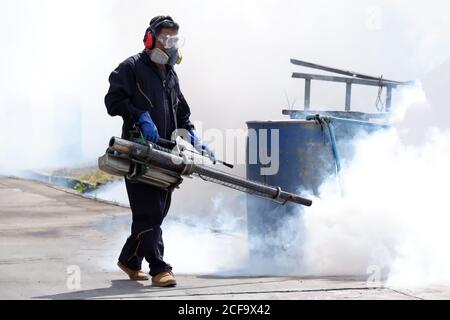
[51,166,121,192]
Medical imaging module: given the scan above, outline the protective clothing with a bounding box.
[138,111,159,143]
[156,34,184,49]
[152,270,177,287]
[118,179,172,276]
[149,47,182,66]
[105,50,194,277]
[117,261,149,281]
[105,50,194,141]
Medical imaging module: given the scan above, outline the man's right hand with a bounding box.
[138,112,159,143]
[188,129,216,164]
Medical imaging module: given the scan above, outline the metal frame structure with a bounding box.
[289,58,414,113]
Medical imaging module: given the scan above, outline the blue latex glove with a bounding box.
[138,112,159,143]
[189,129,216,164]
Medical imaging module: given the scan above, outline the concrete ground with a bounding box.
[0,176,449,300]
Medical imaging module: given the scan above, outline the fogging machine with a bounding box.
[98,131,312,207]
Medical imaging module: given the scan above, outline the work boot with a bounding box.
[117,261,149,281]
[152,271,177,287]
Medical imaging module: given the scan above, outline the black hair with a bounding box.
[150,15,179,34]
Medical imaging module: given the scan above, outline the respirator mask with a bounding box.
[150,34,184,66]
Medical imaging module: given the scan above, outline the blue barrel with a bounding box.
[245,116,386,261]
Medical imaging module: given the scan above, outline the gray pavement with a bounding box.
[0,176,449,300]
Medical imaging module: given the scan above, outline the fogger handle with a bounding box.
[156,138,177,149]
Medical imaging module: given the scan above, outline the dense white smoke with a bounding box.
[293,85,450,287]
[302,126,450,287]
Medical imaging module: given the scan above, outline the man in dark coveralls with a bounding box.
[104,16,215,287]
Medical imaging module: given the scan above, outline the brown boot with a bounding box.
[117,261,149,281]
[152,271,177,287]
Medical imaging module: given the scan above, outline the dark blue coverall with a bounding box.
[104,50,194,276]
